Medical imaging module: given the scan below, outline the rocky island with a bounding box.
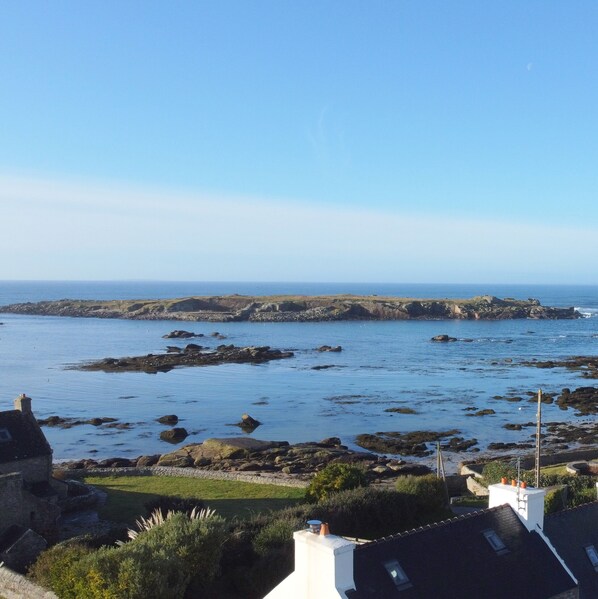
[0,294,580,322]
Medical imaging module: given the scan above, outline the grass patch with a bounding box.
[540,464,568,476]
[451,496,489,508]
[84,475,305,524]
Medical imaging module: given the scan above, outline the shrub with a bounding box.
[28,543,93,594]
[32,510,228,599]
[544,488,567,514]
[143,495,206,518]
[252,516,300,557]
[305,463,368,502]
[480,461,519,486]
[395,475,447,514]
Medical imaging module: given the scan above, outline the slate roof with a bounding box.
[346,505,577,599]
[0,409,52,463]
[544,501,598,599]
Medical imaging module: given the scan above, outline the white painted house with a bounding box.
[264,481,598,599]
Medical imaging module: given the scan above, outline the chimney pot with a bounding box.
[320,523,330,536]
[306,519,322,534]
[511,479,517,487]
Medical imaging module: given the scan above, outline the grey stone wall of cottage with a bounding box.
[0,455,53,485]
[0,565,58,599]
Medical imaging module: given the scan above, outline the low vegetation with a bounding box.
[305,463,368,502]
[31,473,452,598]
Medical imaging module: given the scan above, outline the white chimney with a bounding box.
[264,523,356,599]
[14,393,32,415]
[488,481,546,531]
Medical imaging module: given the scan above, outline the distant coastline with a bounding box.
[0,294,581,322]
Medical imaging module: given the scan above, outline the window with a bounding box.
[384,559,412,590]
[483,529,509,555]
[0,428,11,443]
[585,545,598,572]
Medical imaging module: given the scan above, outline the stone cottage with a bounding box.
[0,394,66,569]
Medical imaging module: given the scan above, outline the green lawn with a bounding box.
[540,463,568,476]
[83,475,305,524]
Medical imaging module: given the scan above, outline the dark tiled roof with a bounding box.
[347,505,577,599]
[0,410,52,463]
[544,501,598,599]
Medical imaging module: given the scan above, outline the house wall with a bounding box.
[0,455,52,484]
[0,474,27,530]
[0,473,60,543]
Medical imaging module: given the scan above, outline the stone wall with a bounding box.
[520,448,598,470]
[0,474,26,530]
[63,465,309,488]
[0,455,52,485]
[0,565,58,599]
[0,472,60,542]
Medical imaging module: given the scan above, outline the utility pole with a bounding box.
[535,389,542,488]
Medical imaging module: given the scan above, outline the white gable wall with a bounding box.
[264,530,356,599]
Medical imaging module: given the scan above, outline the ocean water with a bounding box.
[0,281,596,468]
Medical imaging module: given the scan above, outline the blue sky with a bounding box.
[1,2,597,283]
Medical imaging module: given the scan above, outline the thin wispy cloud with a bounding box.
[307,104,351,174]
[1,172,596,283]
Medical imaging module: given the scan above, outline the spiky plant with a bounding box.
[117,506,218,545]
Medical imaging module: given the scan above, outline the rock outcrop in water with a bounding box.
[0,294,581,322]
[74,344,294,373]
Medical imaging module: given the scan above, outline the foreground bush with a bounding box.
[28,543,93,595]
[305,463,368,502]
[30,510,227,599]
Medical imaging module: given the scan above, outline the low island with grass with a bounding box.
[0,293,580,321]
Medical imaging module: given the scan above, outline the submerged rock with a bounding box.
[235,413,261,432]
[431,334,457,342]
[159,428,189,443]
[157,414,179,425]
[162,330,203,339]
[355,430,461,457]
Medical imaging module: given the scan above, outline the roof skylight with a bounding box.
[585,545,598,572]
[0,428,12,443]
[384,559,411,590]
[483,529,509,555]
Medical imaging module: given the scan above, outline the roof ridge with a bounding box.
[361,505,510,548]
[545,499,598,519]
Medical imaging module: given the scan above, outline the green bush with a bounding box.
[252,516,300,557]
[305,463,368,502]
[31,511,228,599]
[395,475,447,514]
[480,461,520,486]
[544,488,567,514]
[28,543,93,594]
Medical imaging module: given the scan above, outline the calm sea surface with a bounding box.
[0,281,596,467]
